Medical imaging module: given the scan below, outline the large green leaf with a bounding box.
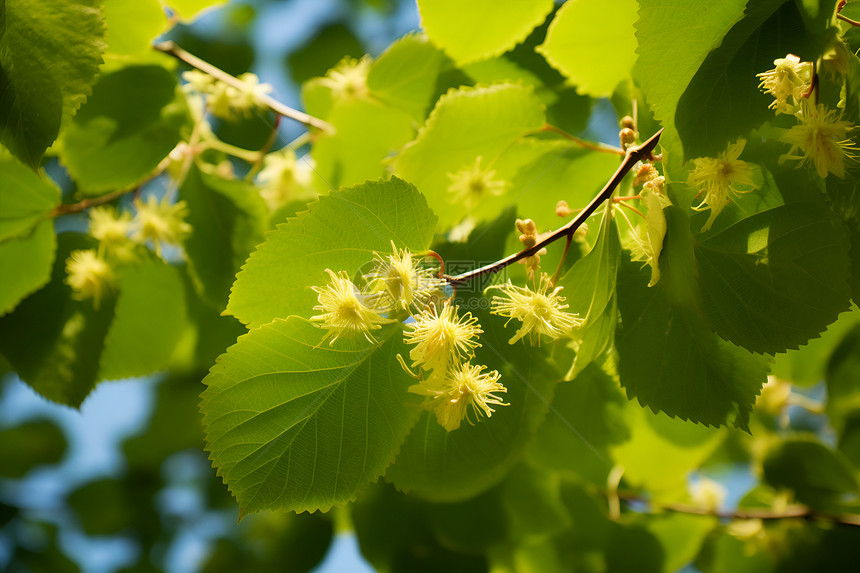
[695,202,852,355]
[103,0,167,58]
[0,219,56,316]
[367,33,445,122]
[180,163,267,310]
[417,0,553,65]
[201,317,420,515]
[0,233,115,407]
[0,154,61,242]
[99,259,187,381]
[635,0,747,163]
[675,0,832,158]
[385,304,558,502]
[227,177,437,330]
[527,363,629,485]
[762,436,859,507]
[559,204,621,377]
[0,0,105,168]
[393,84,545,228]
[58,65,190,194]
[616,256,769,430]
[311,98,414,191]
[537,0,637,97]
[610,402,725,494]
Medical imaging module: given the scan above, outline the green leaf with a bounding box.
[695,202,852,354]
[642,513,716,573]
[635,0,747,162]
[103,0,168,58]
[0,419,66,478]
[497,464,570,541]
[762,436,859,506]
[99,259,187,381]
[559,205,621,377]
[352,482,489,572]
[826,323,860,433]
[311,98,414,191]
[0,233,115,407]
[417,0,553,65]
[616,256,769,430]
[385,305,558,502]
[528,363,629,485]
[610,402,725,493]
[180,163,267,309]
[0,154,61,242]
[0,0,105,168]
[367,33,445,122]
[393,84,545,229]
[0,219,56,316]
[537,0,637,97]
[58,65,190,195]
[201,317,420,515]
[227,177,437,330]
[676,0,832,158]
[772,307,860,388]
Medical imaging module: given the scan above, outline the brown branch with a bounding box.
[541,124,625,156]
[444,128,663,286]
[617,490,860,527]
[153,41,334,133]
[51,154,175,217]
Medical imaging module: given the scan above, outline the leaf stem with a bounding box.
[444,129,663,286]
[837,13,860,26]
[540,124,625,156]
[153,41,334,133]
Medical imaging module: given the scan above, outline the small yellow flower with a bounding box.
[447,156,508,209]
[487,273,582,345]
[403,302,482,371]
[257,147,316,210]
[408,363,507,432]
[779,99,858,179]
[756,54,812,115]
[319,56,371,101]
[184,71,272,120]
[311,269,393,344]
[364,241,446,312]
[687,139,758,231]
[65,249,115,309]
[88,205,135,260]
[132,195,192,256]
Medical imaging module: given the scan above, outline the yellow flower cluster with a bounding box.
[686,139,759,232]
[309,242,444,343]
[67,196,193,306]
[486,272,582,346]
[182,70,273,120]
[403,302,507,432]
[309,245,505,432]
[757,54,858,179]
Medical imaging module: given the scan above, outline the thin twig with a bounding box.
[541,124,625,156]
[837,13,860,26]
[444,129,663,286]
[50,154,174,217]
[153,41,334,133]
[616,490,860,527]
